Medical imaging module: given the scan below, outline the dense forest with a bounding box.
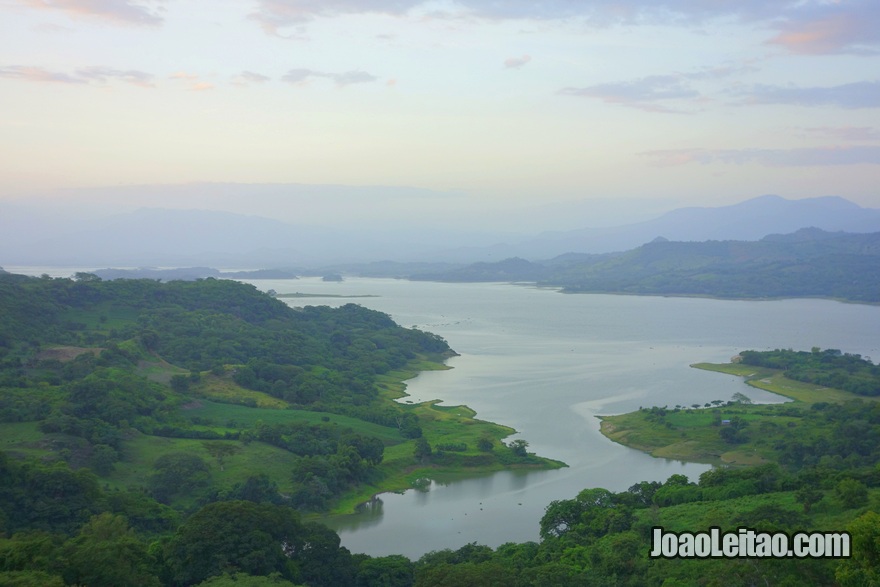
[1,274,878,585]
[407,229,880,303]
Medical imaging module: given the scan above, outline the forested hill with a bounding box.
[410,229,880,302]
[0,272,455,514]
[0,272,565,585]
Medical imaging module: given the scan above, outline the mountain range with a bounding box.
[2,194,879,267]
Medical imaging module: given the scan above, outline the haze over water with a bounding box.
[243,278,880,558]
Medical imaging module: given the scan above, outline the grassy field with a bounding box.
[691,362,880,404]
[182,400,406,445]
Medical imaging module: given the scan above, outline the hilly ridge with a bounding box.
[3,194,879,267]
[412,228,880,303]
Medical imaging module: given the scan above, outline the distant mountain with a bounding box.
[409,229,880,303]
[3,194,879,267]
[494,195,880,259]
[0,205,514,267]
[2,207,447,267]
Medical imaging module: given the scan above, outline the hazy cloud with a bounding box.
[248,0,783,29]
[504,55,531,69]
[167,72,216,91]
[736,81,880,109]
[238,71,270,83]
[249,0,418,34]
[767,3,880,55]
[19,0,165,26]
[804,126,880,141]
[246,1,879,54]
[77,66,154,87]
[0,65,85,84]
[0,65,154,87]
[560,75,698,113]
[642,145,880,167]
[282,68,378,86]
[169,71,199,80]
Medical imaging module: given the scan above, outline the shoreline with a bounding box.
[322,355,567,517]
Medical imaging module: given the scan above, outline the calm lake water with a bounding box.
[238,277,880,558]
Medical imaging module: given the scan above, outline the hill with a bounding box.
[412,229,880,303]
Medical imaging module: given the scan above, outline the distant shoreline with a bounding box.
[275,292,380,299]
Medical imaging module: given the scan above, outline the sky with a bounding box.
[1,0,879,230]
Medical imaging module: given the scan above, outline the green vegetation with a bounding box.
[3,271,877,586]
[0,270,565,585]
[573,348,880,584]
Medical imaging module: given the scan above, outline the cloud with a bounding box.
[735,81,880,109]
[559,74,699,113]
[77,66,154,87]
[236,71,270,84]
[249,0,419,34]
[282,68,378,86]
[246,1,879,54]
[767,3,880,55]
[642,145,880,167]
[19,0,164,26]
[0,65,155,87]
[167,72,217,91]
[0,65,86,84]
[504,55,531,69]
[804,126,880,141]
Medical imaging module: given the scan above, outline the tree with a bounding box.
[61,513,160,587]
[836,478,868,508]
[165,501,306,586]
[147,453,211,503]
[476,436,493,452]
[414,437,432,463]
[203,442,240,471]
[73,272,102,282]
[355,555,413,587]
[170,374,190,393]
[836,511,880,586]
[0,571,65,587]
[508,439,529,457]
[89,444,119,476]
[795,487,823,513]
[196,573,301,586]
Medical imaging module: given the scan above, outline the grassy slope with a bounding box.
[3,348,563,516]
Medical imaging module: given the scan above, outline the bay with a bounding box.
[241,277,880,558]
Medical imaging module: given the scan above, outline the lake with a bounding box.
[240,277,880,558]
